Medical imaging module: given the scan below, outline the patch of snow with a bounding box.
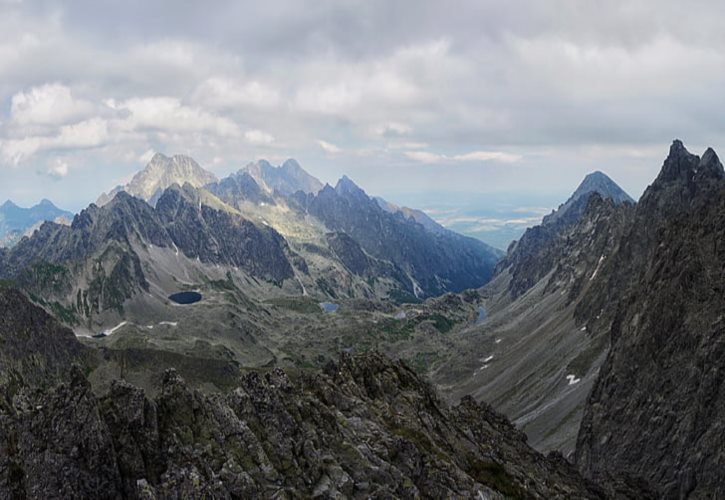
[566,374,581,385]
[406,272,423,298]
[581,326,587,332]
[103,321,128,336]
[481,355,494,363]
[590,255,605,281]
[495,338,502,344]
[159,321,178,327]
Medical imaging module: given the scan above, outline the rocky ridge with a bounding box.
[241,158,324,196]
[0,287,606,499]
[575,140,725,497]
[0,199,73,248]
[97,153,218,206]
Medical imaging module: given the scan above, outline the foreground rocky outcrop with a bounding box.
[0,288,607,499]
[0,287,91,392]
[575,141,725,497]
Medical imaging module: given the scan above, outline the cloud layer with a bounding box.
[1,0,724,209]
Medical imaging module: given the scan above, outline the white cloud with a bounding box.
[1,118,109,164]
[452,151,522,163]
[292,43,429,115]
[2,1,725,205]
[193,77,280,109]
[46,158,69,179]
[373,122,412,137]
[317,139,342,154]
[138,148,155,164]
[114,97,241,137]
[405,149,522,164]
[404,151,443,163]
[10,83,94,126]
[387,141,430,150]
[244,129,274,144]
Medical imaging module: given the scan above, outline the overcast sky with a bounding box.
[1,0,724,211]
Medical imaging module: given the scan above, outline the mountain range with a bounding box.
[96,153,218,207]
[0,156,502,336]
[2,140,725,497]
[0,199,73,248]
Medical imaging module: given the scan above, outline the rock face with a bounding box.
[374,196,448,235]
[97,153,218,206]
[499,170,634,298]
[0,199,73,248]
[241,158,324,195]
[155,184,294,283]
[0,288,90,392]
[0,290,605,498]
[0,185,297,321]
[542,171,634,227]
[206,170,275,207]
[0,159,503,323]
[294,176,502,298]
[575,141,725,497]
[435,190,634,455]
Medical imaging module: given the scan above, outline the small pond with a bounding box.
[319,302,339,313]
[475,306,487,325]
[169,291,203,305]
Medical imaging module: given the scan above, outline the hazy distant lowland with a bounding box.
[384,191,563,250]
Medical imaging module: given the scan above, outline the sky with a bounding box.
[1,0,725,217]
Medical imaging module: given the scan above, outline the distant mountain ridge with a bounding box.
[94,154,502,299]
[542,171,634,227]
[241,158,324,195]
[97,153,218,206]
[498,170,633,297]
[290,175,502,297]
[374,196,448,235]
[0,199,73,248]
[0,153,504,332]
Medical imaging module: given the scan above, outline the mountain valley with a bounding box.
[1,141,724,498]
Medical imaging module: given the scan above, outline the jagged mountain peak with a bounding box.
[698,147,725,179]
[207,169,274,207]
[642,141,724,205]
[96,153,218,207]
[652,139,724,184]
[241,158,323,195]
[571,170,634,205]
[334,174,365,197]
[281,158,303,171]
[655,139,701,184]
[542,170,632,227]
